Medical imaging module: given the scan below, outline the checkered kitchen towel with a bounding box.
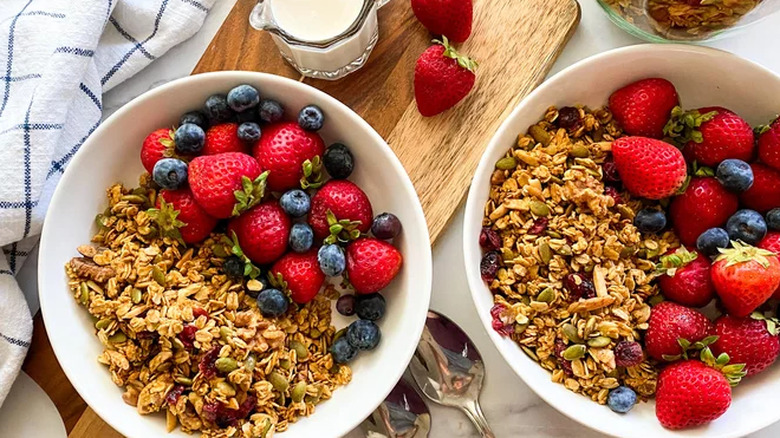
[0,0,216,407]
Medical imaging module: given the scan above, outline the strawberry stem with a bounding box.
[232,171,269,217]
[433,36,478,73]
[655,246,699,277]
[716,240,776,268]
[146,198,186,246]
[663,106,718,145]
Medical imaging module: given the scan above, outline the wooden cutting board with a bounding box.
[30,0,580,436]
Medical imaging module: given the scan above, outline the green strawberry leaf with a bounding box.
[434,36,478,72]
[324,209,363,244]
[225,231,261,279]
[656,246,700,276]
[300,156,324,190]
[232,171,269,217]
[146,198,186,246]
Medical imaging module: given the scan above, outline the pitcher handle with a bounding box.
[249,0,279,32]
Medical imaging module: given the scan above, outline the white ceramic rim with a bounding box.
[463,44,780,438]
[38,71,433,438]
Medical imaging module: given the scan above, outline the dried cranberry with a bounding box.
[479,227,501,250]
[614,341,644,367]
[202,401,221,423]
[554,340,574,376]
[557,106,581,131]
[165,384,185,405]
[202,395,257,428]
[604,186,622,205]
[602,158,621,183]
[198,346,220,379]
[193,307,209,319]
[136,331,158,340]
[236,394,257,419]
[528,217,549,235]
[178,324,197,349]
[480,251,501,282]
[489,304,514,337]
[563,273,596,300]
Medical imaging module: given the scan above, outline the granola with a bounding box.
[66,183,350,437]
[482,106,679,404]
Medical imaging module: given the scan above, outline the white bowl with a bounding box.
[463,44,780,438]
[38,72,432,438]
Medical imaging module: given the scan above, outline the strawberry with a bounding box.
[202,123,247,156]
[712,314,780,377]
[271,249,325,304]
[657,247,715,308]
[414,38,477,117]
[758,118,780,172]
[141,128,175,174]
[309,180,373,241]
[711,241,780,317]
[608,78,679,139]
[758,231,780,298]
[346,238,403,294]
[189,152,267,219]
[227,202,291,265]
[740,163,780,213]
[669,177,738,246]
[148,189,218,245]
[667,106,754,166]
[610,136,687,200]
[645,301,714,361]
[411,0,472,42]
[253,122,325,192]
[655,356,741,430]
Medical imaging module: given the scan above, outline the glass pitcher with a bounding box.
[250,0,390,80]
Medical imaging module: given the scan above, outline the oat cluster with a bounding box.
[66,183,349,437]
[483,106,679,403]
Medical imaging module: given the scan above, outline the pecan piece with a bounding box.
[68,256,115,282]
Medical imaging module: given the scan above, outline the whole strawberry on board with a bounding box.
[608,78,679,139]
[253,121,325,192]
[657,247,715,308]
[148,189,218,245]
[740,163,780,213]
[227,202,291,265]
[711,314,780,377]
[309,179,373,241]
[758,118,780,172]
[669,177,738,247]
[188,152,267,219]
[645,301,714,361]
[414,37,477,117]
[665,106,754,167]
[610,136,687,200]
[711,241,780,318]
[758,231,780,298]
[202,123,247,156]
[141,128,175,174]
[271,249,325,304]
[655,349,745,430]
[411,0,472,42]
[346,238,403,294]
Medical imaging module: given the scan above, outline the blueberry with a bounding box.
[258,99,284,124]
[330,336,358,364]
[767,208,780,230]
[180,110,209,129]
[727,209,767,245]
[227,84,260,113]
[716,159,754,193]
[336,294,357,316]
[223,255,244,280]
[607,386,637,414]
[279,189,310,217]
[322,143,354,179]
[236,109,258,124]
[696,228,730,256]
[346,320,381,351]
[174,123,205,154]
[355,293,386,321]
[256,288,288,317]
[298,104,324,131]
[318,244,346,276]
[371,213,402,240]
[289,223,314,253]
[152,158,188,190]
[634,209,666,233]
[204,94,233,123]
[237,122,262,143]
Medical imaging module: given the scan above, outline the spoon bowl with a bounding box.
[359,378,431,438]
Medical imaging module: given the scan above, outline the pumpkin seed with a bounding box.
[290,340,308,360]
[220,326,232,341]
[546,230,562,239]
[130,288,142,304]
[536,287,555,303]
[261,420,273,438]
[332,328,346,344]
[588,336,612,348]
[174,376,193,386]
[529,125,551,146]
[495,156,517,170]
[212,244,229,258]
[562,323,582,343]
[304,394,320,404]
[539,243,552,264]
[279,359,292,370]
[215,357,238,374]
[269,372,289,393]
[245,354,257,372]
[95,319,111,330]
[152,266,166,286]
[620,246,635,258]
[217,381,236,397]
[310,328,321,339]
[569,144,590,158]
[108,332,127,343]
[277,393,286,406]
[515,324,528,334]
[79,282,89,305]
[530,201,549,217]
[291,381,307,403]
[121,194,146,204]
[557,245,572,256]
[562,344,586,360]
[172,338,185,350]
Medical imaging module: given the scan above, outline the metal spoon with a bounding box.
[409,310,495,438]
[359,378,431,437]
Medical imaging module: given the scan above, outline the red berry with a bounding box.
[411,0,472,42]
[271,249,325,304]
[178,324,197,349]
[309,180,373,240]
[140,128,175,174]
[645,302,713,361]
[614,341,644,367]
[657,247,715,307]
[414,40,477,117]
[188,152,265,219]
[253,122,325,192]
[608,78,679,139]
[712,315,779,377]
[711,242,780,318]
[202,123,247,155]
[528,217,548,235]
[682,107,754,167]
[611,136,687,200]
[669,177,738,246]
[758,231,780,299]
[758,118,780,172]
[198,346,220,379]
[479,227,501,250]
[740,163,780,213]
[480,251,501,282]
[655,360,732,430]
[553,340,574,376]
[156,189,218,244]
[346,238,403,295]
[227,202,291,265]
[562,273,596,300]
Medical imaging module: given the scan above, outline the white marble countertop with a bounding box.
[14,0,780,437]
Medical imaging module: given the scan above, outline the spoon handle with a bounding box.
[460,399,495,438]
